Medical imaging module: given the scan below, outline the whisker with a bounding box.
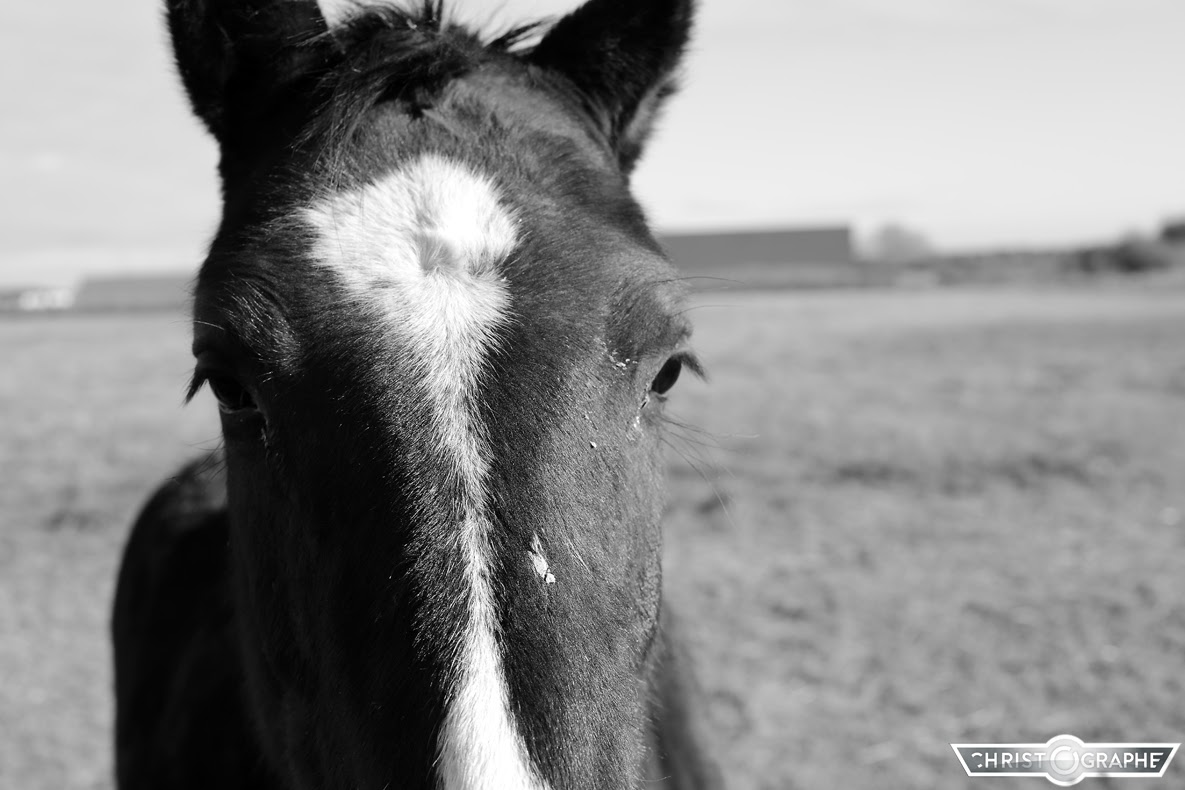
[649,274,747,288]
[670,302,743,319]
[188,444,228,478]
[659,406,749,497]
[661,415,727,449]
[664,425,723,481]
[660,434,738,533]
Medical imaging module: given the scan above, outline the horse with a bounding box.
[111,1,722,788]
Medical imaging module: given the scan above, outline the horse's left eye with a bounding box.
[650,356,683,395]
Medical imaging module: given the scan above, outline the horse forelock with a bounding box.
[296,3,547,176]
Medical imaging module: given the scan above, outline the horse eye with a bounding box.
[650,356,683,396]
[208,375,256,414]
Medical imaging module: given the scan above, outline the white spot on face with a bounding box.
[305,155,550,790]
[529,534,556,585]
[316,0,362,27]
[304,153,515,319]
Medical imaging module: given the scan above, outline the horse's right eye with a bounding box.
[649,356,683,396]
[207,375,257,414]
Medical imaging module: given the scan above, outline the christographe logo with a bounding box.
[952,735,1178,786]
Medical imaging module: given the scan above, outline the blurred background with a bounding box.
[2,1,1183,788]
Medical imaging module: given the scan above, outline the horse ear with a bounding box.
[529,0,694,173]
[165,0,330,146]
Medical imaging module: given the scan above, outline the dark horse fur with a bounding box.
[112,1,722,788]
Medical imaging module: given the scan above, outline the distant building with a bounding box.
[74,274,191,312]
[21,287,76,311]
[657,226,866,289]
[0,286,77,312]
[658,226,853,270]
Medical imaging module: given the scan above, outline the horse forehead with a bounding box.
[303,153,517,291]
[293,151,682,365]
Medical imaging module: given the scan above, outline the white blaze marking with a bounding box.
[316,0,359,27]
[304,155,550,790]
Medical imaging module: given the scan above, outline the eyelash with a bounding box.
[646,351,705,403]
[187,367,258,414]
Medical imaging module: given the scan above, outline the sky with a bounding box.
[1,0,1183,286]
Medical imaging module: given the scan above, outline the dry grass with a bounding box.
[663,288,1185,789]
[0,314,216,789]
[2,286,1184,789]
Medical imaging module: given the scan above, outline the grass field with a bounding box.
[2,286,1184,789]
